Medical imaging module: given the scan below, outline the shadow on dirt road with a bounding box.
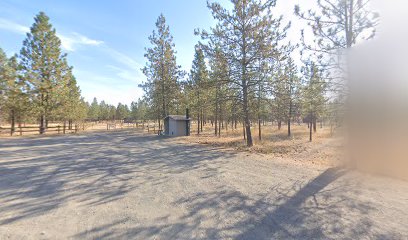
[0,130,406,239]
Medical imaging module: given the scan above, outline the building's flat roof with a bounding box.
[165,115,191,121]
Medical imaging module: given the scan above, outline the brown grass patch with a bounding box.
[180,122,344,167]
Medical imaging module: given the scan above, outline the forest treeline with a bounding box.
[0,12,86,133]
[140,0,378,146]
[0,0,378,146]
[0,12,147,132]
[86,97,148,122]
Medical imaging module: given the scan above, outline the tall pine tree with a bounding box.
[0,49,30,134]
[19,12,68,134]
[199,0,289,146]
[302,62,327,142]
[188,44,210,134]
[141,14,184,130]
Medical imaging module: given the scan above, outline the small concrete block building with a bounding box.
[164,115,190,136]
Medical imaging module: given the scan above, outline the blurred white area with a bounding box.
[349,0,408,106]
[347,0,408,179]
[373,0,408,32]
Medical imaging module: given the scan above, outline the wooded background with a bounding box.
[0,0,378,146]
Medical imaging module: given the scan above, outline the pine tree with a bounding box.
[88,97,100,121]
[295,0,379,93]
[0,49,30,134]
[0,48,9,124]
[46,57,85,129]
[199,0,289,146]
[19,12,68,134]
[272,67,285,130]
[295,0,378,53]
[141,14,184,130]
[273,57,301,137]
[284,58,301,137]
[130,98,148,122]
[188,44,210,134]
[116,103,130,120]
[208,47,231,137]
[301,62,327,142]
[0,49,6,98]
[108,105,116,121]
[64,74,84,129]
[99,101,109,120]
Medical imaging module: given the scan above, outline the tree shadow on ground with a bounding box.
[0,129,234,225]
[71,167,403,240]
[0,130,404,239]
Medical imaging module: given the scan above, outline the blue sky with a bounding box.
[0,0,314,106]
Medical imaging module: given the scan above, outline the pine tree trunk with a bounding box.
[39,114,46,134]
[218,117,221,137]
[309,113,313,142]
[243,121,246,141]
[10,109,15,136]
[200,110,203,133]
[197,114,200,135]
[241,26,253,147]
[288,118,291,137]
[243,86,253,146]
[258,118,262,141]
[245,121,252,146]
[18,120,22,136]
[214,110,218,136]
[288,100,292,137]
[313,118,317,133]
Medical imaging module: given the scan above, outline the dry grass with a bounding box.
[179,122,344,167]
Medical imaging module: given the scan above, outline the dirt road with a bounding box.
[0,130,407,239]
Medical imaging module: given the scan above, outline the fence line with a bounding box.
[0,120,166,137]
[0,123,82,136]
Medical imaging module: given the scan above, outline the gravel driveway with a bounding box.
[0,129,407,239]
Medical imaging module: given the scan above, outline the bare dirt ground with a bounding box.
[0,129,407,239]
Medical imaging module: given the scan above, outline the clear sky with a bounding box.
[0,0,319,106]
